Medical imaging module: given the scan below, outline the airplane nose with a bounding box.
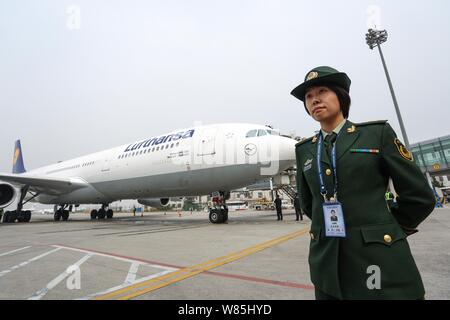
[258,135,297,176]
[279,137,297,162]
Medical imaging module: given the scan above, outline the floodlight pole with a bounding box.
[367,29,410,148]
[377,44,410,148]
[366,29,439,205]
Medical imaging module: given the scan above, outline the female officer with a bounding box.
[291,66,435,300]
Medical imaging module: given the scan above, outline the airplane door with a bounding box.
[101,158,111,172]
[197,127,217,156]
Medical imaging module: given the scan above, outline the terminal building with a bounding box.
[411,134,450,190]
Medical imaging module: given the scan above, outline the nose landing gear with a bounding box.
[209,191,229,224]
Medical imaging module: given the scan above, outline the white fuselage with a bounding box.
[23,123,297,205]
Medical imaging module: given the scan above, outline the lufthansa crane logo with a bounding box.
[244,143,257,156]
[13,148,20,165]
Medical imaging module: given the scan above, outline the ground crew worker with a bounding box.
[274,194,283,221]
[294,193,303,221]
[385,191,394,209]
[291,66,436,300]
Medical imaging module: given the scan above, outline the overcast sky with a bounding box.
[1,0,449,172]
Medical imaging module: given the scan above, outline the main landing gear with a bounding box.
[209,191,229,224]
[90,204,113,220]
[53,204,72,221]
[2,186,37,223]
[2,210,31,223]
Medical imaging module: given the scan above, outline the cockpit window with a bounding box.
[267,129,280,136]
[258,130,267,137]
[246,130,257,138]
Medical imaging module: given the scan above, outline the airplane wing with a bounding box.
[0,173,89,195]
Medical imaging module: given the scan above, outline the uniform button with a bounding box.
[325,169,332,176]
[310,232,315,240]
[384,234,392,243]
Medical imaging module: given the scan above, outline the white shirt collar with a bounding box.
[321,119,347,139]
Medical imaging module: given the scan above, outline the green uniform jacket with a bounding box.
[295,120,435,299]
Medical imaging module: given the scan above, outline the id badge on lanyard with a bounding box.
[316,133,347,238]
[323,201,346,238]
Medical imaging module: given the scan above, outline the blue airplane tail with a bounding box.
[12,140,26,174]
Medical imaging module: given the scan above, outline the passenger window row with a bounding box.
[82,161,94,167]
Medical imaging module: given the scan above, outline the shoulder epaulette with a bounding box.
[295,136,315,147]
[355,120,388,127]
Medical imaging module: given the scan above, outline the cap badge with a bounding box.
[306,71,319,81]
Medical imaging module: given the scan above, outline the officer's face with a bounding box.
[304,86,341,122]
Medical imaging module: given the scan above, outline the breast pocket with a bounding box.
[341,150,382,178]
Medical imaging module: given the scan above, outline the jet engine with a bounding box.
[0,183,16,208]
[137,198,170,208]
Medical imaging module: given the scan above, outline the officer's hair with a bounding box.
[303,83,351,119]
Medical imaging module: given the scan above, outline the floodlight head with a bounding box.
[366,29,388,49]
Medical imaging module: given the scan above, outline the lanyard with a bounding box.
[316,132,339,202]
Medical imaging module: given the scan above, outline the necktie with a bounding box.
[324,132,337,160]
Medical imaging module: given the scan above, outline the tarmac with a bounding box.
[0,207,448,300]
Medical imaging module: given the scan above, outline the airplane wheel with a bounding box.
[106,209,113,219]
[62,210,69,221]
[2,211,10,223]
[54,210,62,221]
[209,209,223,224]
[222,210,228,223]
[90,210,98,220]
[17,211,24,222]
[24,210,32,223]
[97,209,106,220]
[8,211,18,223]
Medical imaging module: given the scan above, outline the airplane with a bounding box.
[0,123,297,224]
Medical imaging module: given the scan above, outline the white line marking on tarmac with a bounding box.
[0,247,62,278]
[0,246,31,258]
[28,253,93,300]
[52,245,177,271]
[124,262,140,285]
[5,245,179,300]
[77,269,175,300]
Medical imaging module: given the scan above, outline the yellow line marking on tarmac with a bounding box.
[94,227,309,300]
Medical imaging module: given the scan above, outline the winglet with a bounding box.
[12,140,26,174]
